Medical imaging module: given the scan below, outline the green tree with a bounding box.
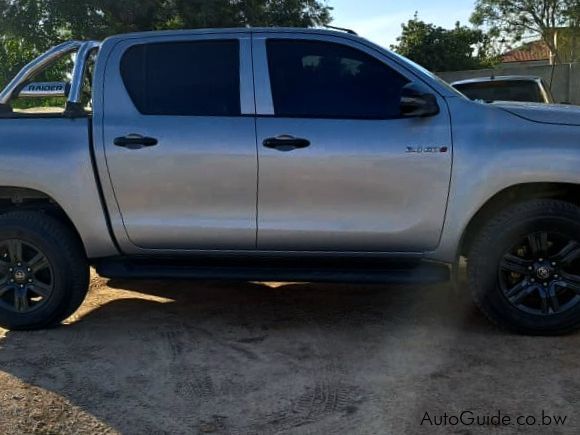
[471,0,580,64]
[0,38,38,87]
[173,0,332,28]
[0,0,332,86]
[391,14,498,72]
[0,0,332,43]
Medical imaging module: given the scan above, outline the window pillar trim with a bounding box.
[251,35,275,116]
[240,36,256,115]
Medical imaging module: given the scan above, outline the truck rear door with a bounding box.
[99,32,257,251]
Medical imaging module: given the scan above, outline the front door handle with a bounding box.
[114,134,158,150]
[263,135,311,152]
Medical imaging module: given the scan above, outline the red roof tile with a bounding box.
[502,40,550,63]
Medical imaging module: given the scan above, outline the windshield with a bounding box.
[387,50,467,98]
[454,80,546,103]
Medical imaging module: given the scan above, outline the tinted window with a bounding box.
[454,80,544,103]
[121,40,240,116]
[266,39,409,119]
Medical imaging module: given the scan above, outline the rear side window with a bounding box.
[120,40,240,116]
[266,39,409,119]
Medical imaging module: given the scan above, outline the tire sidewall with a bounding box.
[0,223,73,329]
[472,206,580,334]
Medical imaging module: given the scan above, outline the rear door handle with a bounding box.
[114,134,158,150]
[263,135,311,152]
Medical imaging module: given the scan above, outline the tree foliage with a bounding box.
[0,0,332,44]
[391,14,498,72]
[0,0,332,86]
[471,0,580,63]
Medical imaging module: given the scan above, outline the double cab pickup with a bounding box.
[1,28,580,334]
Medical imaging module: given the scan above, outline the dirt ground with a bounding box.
[1,270,579,435]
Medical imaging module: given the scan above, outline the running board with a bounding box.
[95,258,450,285]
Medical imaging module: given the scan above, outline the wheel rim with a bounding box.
[0,239,54,314]
[499,231,580,316]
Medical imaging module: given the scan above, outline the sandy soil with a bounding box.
[0,271,579,434]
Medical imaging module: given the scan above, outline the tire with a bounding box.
[468,199,580,335]
[0,211,89,330]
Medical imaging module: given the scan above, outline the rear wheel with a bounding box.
[0,211,89,330]
[468,199,580,335]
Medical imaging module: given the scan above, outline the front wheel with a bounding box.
[0,211,89,330]
[468,199,580,335]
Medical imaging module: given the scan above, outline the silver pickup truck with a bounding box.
[1,28,580,335]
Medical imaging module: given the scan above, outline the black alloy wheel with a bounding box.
[0,239,54,314]
[468,199,580,335]
[499,231,580,316]
[0,212,89,330]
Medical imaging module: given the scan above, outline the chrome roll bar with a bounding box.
[0,41,81,105]
[68,40,101,105]
[0,40,101,110]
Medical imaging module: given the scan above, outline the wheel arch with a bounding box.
[0,186,87,257]
[460,182,580,258]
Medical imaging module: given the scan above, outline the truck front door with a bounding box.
[253,33,453,252]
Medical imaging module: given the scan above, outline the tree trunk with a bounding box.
[545,29,561,65]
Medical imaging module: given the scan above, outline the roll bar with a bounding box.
[66,41,101,115]
[0,40,101,115]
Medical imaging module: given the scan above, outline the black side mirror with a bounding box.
[400,82,439,117]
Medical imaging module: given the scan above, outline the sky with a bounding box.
[330,0,476,48]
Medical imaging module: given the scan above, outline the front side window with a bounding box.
[266,39,409,119]
[120,40,240,116]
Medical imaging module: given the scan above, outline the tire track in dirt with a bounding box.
[269,381,365,431]
[156,320,224,432]
[174,372,216,401]
[241,293,370,434]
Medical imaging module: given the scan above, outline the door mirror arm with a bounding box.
[400,82,440,118]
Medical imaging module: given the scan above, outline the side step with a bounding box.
[95,257,450,285]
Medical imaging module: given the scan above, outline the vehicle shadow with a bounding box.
[0,276,539,435]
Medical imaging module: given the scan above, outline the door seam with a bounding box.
[250,32,260,249]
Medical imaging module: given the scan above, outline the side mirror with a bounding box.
[400,82,439,117]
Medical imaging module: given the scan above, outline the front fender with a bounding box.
[431,97,580,263]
